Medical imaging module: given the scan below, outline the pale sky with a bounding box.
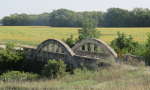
[0,0,150,19]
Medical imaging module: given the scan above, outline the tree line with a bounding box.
[2,8,150,27]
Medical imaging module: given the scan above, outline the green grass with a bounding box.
[0,64,150,90]
[0,26,149,45]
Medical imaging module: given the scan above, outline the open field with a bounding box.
[0,26,149,45]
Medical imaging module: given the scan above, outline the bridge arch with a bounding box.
[37,39,74,56]
[72,38,117,59]
[36,39,74,62]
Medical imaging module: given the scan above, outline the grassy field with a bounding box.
[0,64,150,90]
[0,26,150,46]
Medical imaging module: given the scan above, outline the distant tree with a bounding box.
[2,8,150,27]
[28,13,50,26]
[130,8,150,27]
[2,16,13,25]
[2,13,50,26]
[38,13,50,26]
[103,8,130,27]
[49,9,77,27]
[77,11,104,27]
[0,19,1,23]
[2,14,31,26]
[78,17,100,40]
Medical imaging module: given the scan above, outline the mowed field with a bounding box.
[0,26,149,45]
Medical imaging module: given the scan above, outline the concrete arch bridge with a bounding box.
[23,38,117,69]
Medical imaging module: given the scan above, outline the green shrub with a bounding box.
[0,43,24,73]
[42,60,66,79]
[143,33,150,65]
[63,34,78,48]
[111,32,139,57]
[0,71,39,81]
[131,44,145,56]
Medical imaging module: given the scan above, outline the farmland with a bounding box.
[0,26,149,46]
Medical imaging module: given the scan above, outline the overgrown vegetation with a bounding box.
[143,33,150,65]
[42,60,66,79]
[0,64,150,90]
[63,35,77,47]
[0,71,39,81]
[111,32,139,57]
[0,43,24,74]
[110,32,150,66]
[64,17,100,47]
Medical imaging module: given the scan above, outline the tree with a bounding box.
[111,32,139,57]
[2,8,150,27]
[0,19,2,25]
[2,13,50,26]
[2,14,31,26]
[77,11,104,27]
[49,9,77,27]
[130,8,150,27]
[103,8,130,27]
[78,17,100,40]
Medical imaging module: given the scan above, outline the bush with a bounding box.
[131,44,145,56]
[143,33,150,65]
[111,32,139,57]
[0,71,39,81]
[42,60,66,79]
[63,35,78,48]
[0,43,24,73]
